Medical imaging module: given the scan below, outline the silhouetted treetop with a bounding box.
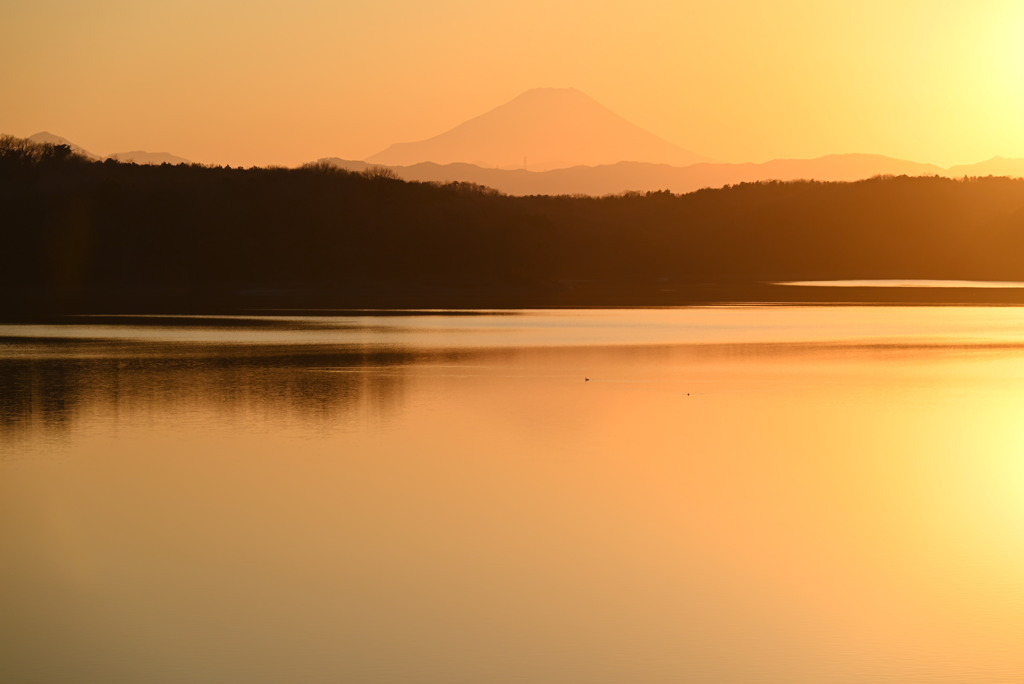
[5,134,1024,312]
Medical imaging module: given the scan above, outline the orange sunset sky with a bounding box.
[4,0,1022,168]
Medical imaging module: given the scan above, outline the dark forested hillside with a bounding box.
[5,135,1024,313]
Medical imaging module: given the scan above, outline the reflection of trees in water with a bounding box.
[0,345,446,443]
[1,337,925,448]
[0,357,80,436]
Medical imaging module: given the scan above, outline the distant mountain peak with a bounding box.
[366,88,711,171]
[28,131,101,160]
[24,132,190,165]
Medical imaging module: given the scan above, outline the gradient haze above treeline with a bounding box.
[319,155,1024,198]
[5,135,1024,312]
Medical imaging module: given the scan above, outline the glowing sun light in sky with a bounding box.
[2,0,1022,167]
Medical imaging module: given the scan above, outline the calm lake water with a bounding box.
[4,307,1024,684]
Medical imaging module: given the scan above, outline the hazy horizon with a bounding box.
[4,1,1022,168]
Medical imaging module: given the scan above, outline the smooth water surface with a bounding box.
[3,307,1024,684]
[780,279,1024,288]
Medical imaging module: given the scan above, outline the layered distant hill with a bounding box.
[366,87,711,170]
[948,157,1024,178]
[325,87,1024,195]
[18,120,1024,197]
[27,132,102,160]
[318,153,1024,197]
[26,132,190,165]
[107,150,191,165]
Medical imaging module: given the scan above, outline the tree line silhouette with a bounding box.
[5,134,1024,313]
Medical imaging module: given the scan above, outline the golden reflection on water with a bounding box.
[4,309,1024,683]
